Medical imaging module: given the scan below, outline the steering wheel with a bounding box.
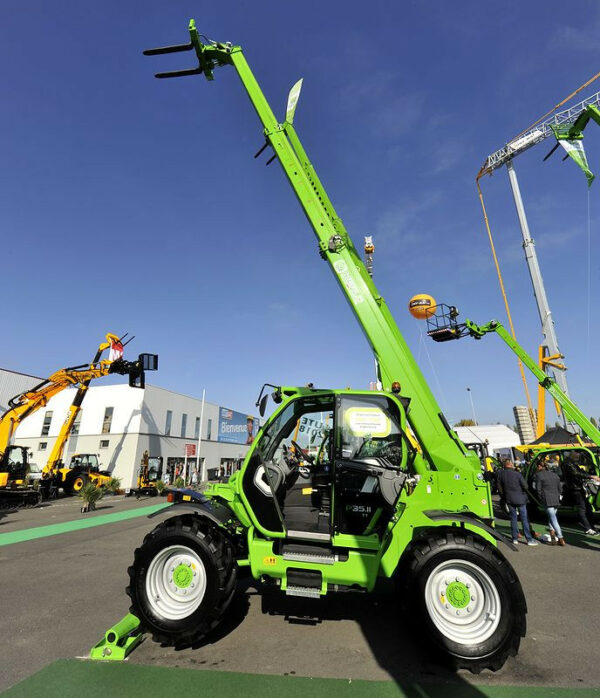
[291,440,314,465]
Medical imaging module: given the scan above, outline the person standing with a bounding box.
[534,461,565,546]
[496,459,538,546]
[562,457,598,536]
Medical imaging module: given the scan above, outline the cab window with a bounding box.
[336,394,407,469]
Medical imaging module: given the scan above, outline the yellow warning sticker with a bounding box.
[302,487,313,495]
[263,556,277,566]
[182,495,191,501]
[344,406,391,437]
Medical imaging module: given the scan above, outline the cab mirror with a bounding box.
[259,394,269,417]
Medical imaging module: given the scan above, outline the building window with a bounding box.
[207,418,212,441]
[41,411,53,436]
[71,411,82,436]
[38,442,47,451]
[165,410,173,436]
[181,413,187,438]
[99,439,109,449]
[194,417,200,439]
[102,407,114,434]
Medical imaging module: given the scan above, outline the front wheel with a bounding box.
[72,473,89,493]
[127,515,237,647]
[398,529,526,673]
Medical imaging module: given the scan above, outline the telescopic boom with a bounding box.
[144,20,478,472]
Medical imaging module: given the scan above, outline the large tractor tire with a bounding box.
[127,515,237,647]
[62,472,89,496]
[71,473,89,494]
[397,529,526,673]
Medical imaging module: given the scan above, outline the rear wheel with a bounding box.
[398,529,526,673]
[127,515,236,647]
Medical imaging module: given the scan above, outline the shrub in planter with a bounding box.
[78,482,104,513]
[105,476,122,494]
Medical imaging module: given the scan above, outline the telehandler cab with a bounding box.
[127,22,527,673]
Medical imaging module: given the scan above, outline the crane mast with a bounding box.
[145,21,476,472]
[478,89,600,422]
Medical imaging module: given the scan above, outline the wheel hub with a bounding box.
[446,581,470,609]
[145,545,207,620]
[424,559,501,646]
[172,563,193,589]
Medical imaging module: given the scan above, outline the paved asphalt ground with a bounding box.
[1,494,599,694]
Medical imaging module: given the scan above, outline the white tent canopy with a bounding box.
[454,425,521,457]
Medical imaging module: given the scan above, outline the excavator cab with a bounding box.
[135,452,163,496]
[0,445,30,486]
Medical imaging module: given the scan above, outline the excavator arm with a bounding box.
[0,338,158,476]
[44,333,123,474]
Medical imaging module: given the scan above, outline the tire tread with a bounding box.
[126,515,237,647]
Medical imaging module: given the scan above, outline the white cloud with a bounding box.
[337,72,425,139]
[552,22,600,52]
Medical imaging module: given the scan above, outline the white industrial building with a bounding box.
[8,375,259,488]
[0,368,41,413]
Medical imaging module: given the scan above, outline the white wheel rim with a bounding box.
[145,545,207,621]
[424,559,501,646]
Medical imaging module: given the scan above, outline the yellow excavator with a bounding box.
[0,335,158,507]
[129,450,164,498]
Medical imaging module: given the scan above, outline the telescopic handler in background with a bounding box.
[426,303,600,518]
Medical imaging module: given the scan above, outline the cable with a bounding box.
[476,179,536,422]
[417,326,449,415]
[587,188,591,357]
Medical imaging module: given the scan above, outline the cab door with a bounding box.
[333,393,410,536]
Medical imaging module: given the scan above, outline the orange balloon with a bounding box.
[409,294,436,320]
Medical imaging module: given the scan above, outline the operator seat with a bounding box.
[253,458,300,502]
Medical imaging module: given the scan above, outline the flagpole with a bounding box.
[197,388,206,483]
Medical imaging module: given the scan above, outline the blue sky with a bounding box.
[2,1,600,426]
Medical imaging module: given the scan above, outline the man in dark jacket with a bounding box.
[534,461,565,546]
[562,457,599,536]
[496,459,538,545]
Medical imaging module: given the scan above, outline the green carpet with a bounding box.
[3,660,599,697]
[0,502,169,547]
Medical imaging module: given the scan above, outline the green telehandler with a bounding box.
[427,304,600,518]
[125,21,527,673]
